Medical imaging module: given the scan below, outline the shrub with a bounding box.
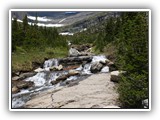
[118,73,148,108]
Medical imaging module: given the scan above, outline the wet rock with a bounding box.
[16,81,34,89]
[51,80,59,85]
[19,72,36,79]
[110,71,126,82]
[67,70,80,77]
[90,62,103,73]
[56,75,68,82]
[12,86,20,94]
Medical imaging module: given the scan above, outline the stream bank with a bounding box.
[11,45,119,108]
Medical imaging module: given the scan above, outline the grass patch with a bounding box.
[12,47,68,72]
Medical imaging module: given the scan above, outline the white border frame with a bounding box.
[9,9,151,111]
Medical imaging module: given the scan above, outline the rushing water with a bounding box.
[12,55,109,108]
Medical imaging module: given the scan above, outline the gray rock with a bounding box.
[142,99,148,108]
[16,81,34,89]
[12,86,20,94]
[12,72,36,81]
[56,75,68,82]
[19,72,36,79]
[51,80,59,85]
[12,76,21,81]
[110,71,126,82]
[90,62,103,73]
[69,48,80,57]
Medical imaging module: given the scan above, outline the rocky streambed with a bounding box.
[11,46,120,108]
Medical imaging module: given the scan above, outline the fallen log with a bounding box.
[58,56,93,65]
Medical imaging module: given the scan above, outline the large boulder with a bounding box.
[16,81,34,89]
[69,48,80,57]
[110,71,126,82]
[90,62,103,73]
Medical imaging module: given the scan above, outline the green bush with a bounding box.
[118,73,148,108]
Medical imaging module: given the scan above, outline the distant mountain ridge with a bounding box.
[11,11,120,33]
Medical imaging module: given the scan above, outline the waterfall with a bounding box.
[43,59,59,68]
[82,63,92,75]
[25,72,46,87]
[92,55,107,63]
[12,55,110,108]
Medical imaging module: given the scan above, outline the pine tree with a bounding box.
[116,12,149,108]
[12,17,18,51]
[34,12,38,28]
[23,14,28,32]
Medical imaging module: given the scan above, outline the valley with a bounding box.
[11,10,149,109]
